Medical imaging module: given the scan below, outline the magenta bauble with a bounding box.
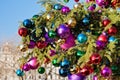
[22,63,30,71]
[28,40,36,49]
[101,66,112,78]
[61,6,70,14]
[68,73,85,80]
[96,0,110,7]
[28,57,39,69]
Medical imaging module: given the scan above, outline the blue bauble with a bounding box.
[16,69,24,76]
[109,36,115,42]
[77,33,87,43]
[23,19,33,28]
[53,4,62,10]
[59,68,69,77]
[60,59,70,68]
[82,17,90,25]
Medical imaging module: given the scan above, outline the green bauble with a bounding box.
[52,59,59,67]
[63,0,69,3]
[76,50,85,58]
[38,67,45,74]
[32,15,39,19]
[111,65,118,73]
[48,30,56,38]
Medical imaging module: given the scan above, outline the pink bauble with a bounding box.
[96,0,110,7]
[101,67,112,78]
[28,57,39,69]
[22,63,30,71]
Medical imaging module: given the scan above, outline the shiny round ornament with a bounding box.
[108,26,117,35]
[96,40,106,50]
[22,63,30,71]
[18,27,28,37]
[90,53,101,64]
[49,50,56,56]
[60,59,70,68]
[74,0,79,2]
[18,44,28,52]
[80,66,93,76]
[32,15,39,19]
[52,59,59,67]
[46,12,54,20]
[61,6,70,14]
[109,36,116,42]
[111,65,118,73]
[88,5,96,11]
[16,69,24,76]
[76,50,85,58]
[96,0,110,7]
[44,33,55,43]
[38,67,45,74]
[67,18,77,28]
[48,30,56,38]
[93,75,98,80]
[102,19,110,27]
[97,34,108,42]
[63,0,69,3]
[28,40,36,49]
[77,33,87,43]
[28,57,39,69]
[82,17,90,25]
[23,19,33,28]
[57,24,71,39]
[101,66,112,78]
[36,40,47,49]
[53,4,62,10]
[68,73,85,80]
[74,3,82,9]
[59,68,69,77]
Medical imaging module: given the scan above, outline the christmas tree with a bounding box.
[17,0,120,80]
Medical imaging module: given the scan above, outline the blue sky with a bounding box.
[0,0,81,42]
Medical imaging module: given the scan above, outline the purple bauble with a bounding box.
[28,40,36,49]
[88,6,95,11]
[68,73,85,80]
[44,33,55,43]
[101,67,112,78]
[57,24,71,39]
[96,0,109,7]
[96,40,106,50]
[49,50,56,56]
[61,6,70,14]
[22,63,30,71]
[28,57,39,69]
[93,75,98,80]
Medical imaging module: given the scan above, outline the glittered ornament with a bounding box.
[97,34,108,42]
[101,66,112,78]
[22,63,30,71]
[48,30,56,38]
[102,19,111,27]
[61,6,70,14]
[80,66,93,76]
[18,44,28,52]
[67,18,77,28]
[60,59,70,68]
[36,40,47,49]
[53,4,62,10]
[57,24,71,39]
[82,17,90,25]
[68,73,85,80]
[109,36,116,42]
[59,68,69,77]
[28,40,36,49]
[52,59,59,67]
[90,53,101,64]
[108,26,117,35]
[28,57,39,69]
[38,67,45,74]
[23,19,33,28]
[18,27,28,37]
[16,69,24,76]
[76,50,86,58]
[63,0,69,3]
[77,33,87,43]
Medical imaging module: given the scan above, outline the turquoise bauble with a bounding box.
[59,68,69,77]
[53,4,62,10]
[60,59,70,68]
[23,19,33,28]
[77,33,87,43]
[109,36,116,42]
[82,17,90,25]
[16,69,24,76]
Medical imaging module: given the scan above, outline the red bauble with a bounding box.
[80,66,93,76]
[97,34,108,42]
[108,26,117,35]
[111,0,117,7]
[74,0,79,2]
[18,27,28,37]
[90,53,101,64]
[36,40,47,49]
[102,19,110,27]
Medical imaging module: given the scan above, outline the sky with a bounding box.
[0,0,81,42]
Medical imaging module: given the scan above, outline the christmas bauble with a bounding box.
[101,66,112,78]
[38,67,45,74]
[109,36,116,42]
[28,40,36,49]
[49,50,56,56]
[46,12,54,20]
[36,40,47,49]
[16,69,24,76]
[82,17,90,25]
[53,4,62,10]
[48,30,56,38]
[86,0,95,3]
[74,0,79,2]
[102,19,110,27]
[68,73,85,80]
[96,40,106,50]
[97,34,108,42]
[18,44,28,52]
[18,27,28,37]
[57,24,71,39]
[96,0,110,7]
[88,5,96,11]
[59,68,69,77]
[90,53,101,64]
[52,59,59,67]
[77,33,87,43]
[32,15,39,19]
[28,57,39,69]
[44,33,55,43]
[111,65,118,73]
[63,0,69,3]
[93,75,98,80]
[61,6,70,14]
[22,63,30,71]
[60,59,70,68]
[80,66,93,76]
[23,19,33,28]
[76,50,86,58]
[108,26,117,35]
[67,18,77,28]
[74,3,82,9]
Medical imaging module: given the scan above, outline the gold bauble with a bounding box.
[73,3,82,9]
[67,18,77,28]
[18,44,28,52]
[46,12,54,21]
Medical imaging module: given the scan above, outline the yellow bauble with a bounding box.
[67,18,77,28]
[18,44,28,52]
[46,12,54,21]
